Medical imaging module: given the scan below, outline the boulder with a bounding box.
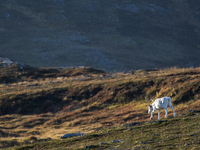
[61,133,86,139]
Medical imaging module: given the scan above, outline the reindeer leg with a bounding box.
[169,105,176,117]
[158,110,160,120]
[150,110,155,120]
[164,108,168,118]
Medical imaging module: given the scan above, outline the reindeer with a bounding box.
[146,97,176,120]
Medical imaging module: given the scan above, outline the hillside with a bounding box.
[1,0,200,72]
[0,65,200,149]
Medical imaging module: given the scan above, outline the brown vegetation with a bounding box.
[0,66,200,149]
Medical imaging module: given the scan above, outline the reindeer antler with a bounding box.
[146,96,155,103]
[145,97,150,103]
[151,96,154,102]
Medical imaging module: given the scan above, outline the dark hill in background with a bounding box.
[1,0,200,72]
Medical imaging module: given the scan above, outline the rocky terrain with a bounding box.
[1,0,200,72]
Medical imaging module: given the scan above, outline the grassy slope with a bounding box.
[0,66,200,149]
[14,112,200,150]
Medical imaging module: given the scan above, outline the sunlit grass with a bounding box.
[0,66,200,149]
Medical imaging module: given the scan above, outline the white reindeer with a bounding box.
[146,97,176,120]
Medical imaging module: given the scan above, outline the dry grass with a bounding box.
[0,66,200,149]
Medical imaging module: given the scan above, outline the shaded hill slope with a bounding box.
[0,65,200,116]
[0,65,105,83]
[1,0,200,71]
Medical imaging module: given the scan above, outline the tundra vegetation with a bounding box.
[0,65,200,149]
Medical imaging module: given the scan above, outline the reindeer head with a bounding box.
[145,97,154,114]
[148,105,153,114]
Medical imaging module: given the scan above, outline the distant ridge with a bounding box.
[1,0,200,72]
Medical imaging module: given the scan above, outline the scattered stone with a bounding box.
[19,65,24,70]
[82,75,88,77]
[155,120,165,123]
[185,143,189,146]
[141,146,146,148]
[85,145,95,149]
[180,114,186,116]
[125,122,140,127]
[153,134,160,137]
[100,142,107,145]
[26,83,40,87]
[95,128,101,131]
[190,133,196,136]
[188,109,198,112]
[0,58,20,67]
[61,133,86,139]
[112,140,122,143]
[149,139,154,142]
[168,115,173,118]
[148,120,165,124]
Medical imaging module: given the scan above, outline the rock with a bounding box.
[26,83,40,87]
[0,58,20,67]
[153,134,160,137]
[155,120,165,123]
[19,65,24,70]
[95,128,101,131]
[61,133,86,139]
[149,139,154,142]
[148,120,165,124]
[100,142,107,145]
[85,145,95,149]
[112,140,122,143]
[188,109,198,112]
[125,122,140,127]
